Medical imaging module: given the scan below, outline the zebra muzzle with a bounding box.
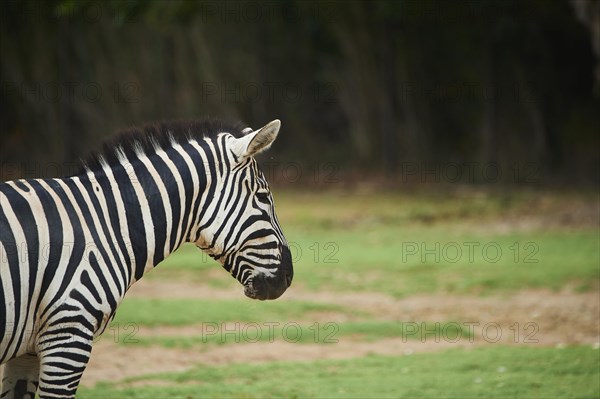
[244,247,293,300]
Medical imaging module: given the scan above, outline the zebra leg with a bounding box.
[0,353,40,399]
[36,333,93,399]
[37,318,94,399]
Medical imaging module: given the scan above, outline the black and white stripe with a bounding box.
[0,118,293,398]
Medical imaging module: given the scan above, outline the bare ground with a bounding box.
[81,283,600,387]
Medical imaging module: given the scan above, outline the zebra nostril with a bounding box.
[285,272,292,287]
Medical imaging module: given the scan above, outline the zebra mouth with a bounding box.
[243,279,268,301]
[243,270,292,301]
[244,283,258,299]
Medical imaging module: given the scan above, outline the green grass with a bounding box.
[147,189,600,296]
[288,227,598,296]
[111,298,352,326]
[79,345,600,398]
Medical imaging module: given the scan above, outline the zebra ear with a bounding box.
[232,119,281,159]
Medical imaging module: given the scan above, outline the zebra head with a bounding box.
[195,120,293,300]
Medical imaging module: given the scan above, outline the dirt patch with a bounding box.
[81,286,600,387]
[82,340,194,386]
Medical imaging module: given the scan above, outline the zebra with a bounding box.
[0,118,293,398]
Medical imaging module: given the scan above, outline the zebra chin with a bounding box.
[243,247,293,301]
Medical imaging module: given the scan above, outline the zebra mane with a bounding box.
[78,118,248,174]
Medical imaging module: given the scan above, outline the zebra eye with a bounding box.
[256,191,270,202]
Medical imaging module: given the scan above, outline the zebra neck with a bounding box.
[83,145,205,285]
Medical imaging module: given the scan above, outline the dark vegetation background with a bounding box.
[0,0,598,185]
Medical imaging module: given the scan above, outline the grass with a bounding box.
[111,298,352,327]
[79,345,600,398]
